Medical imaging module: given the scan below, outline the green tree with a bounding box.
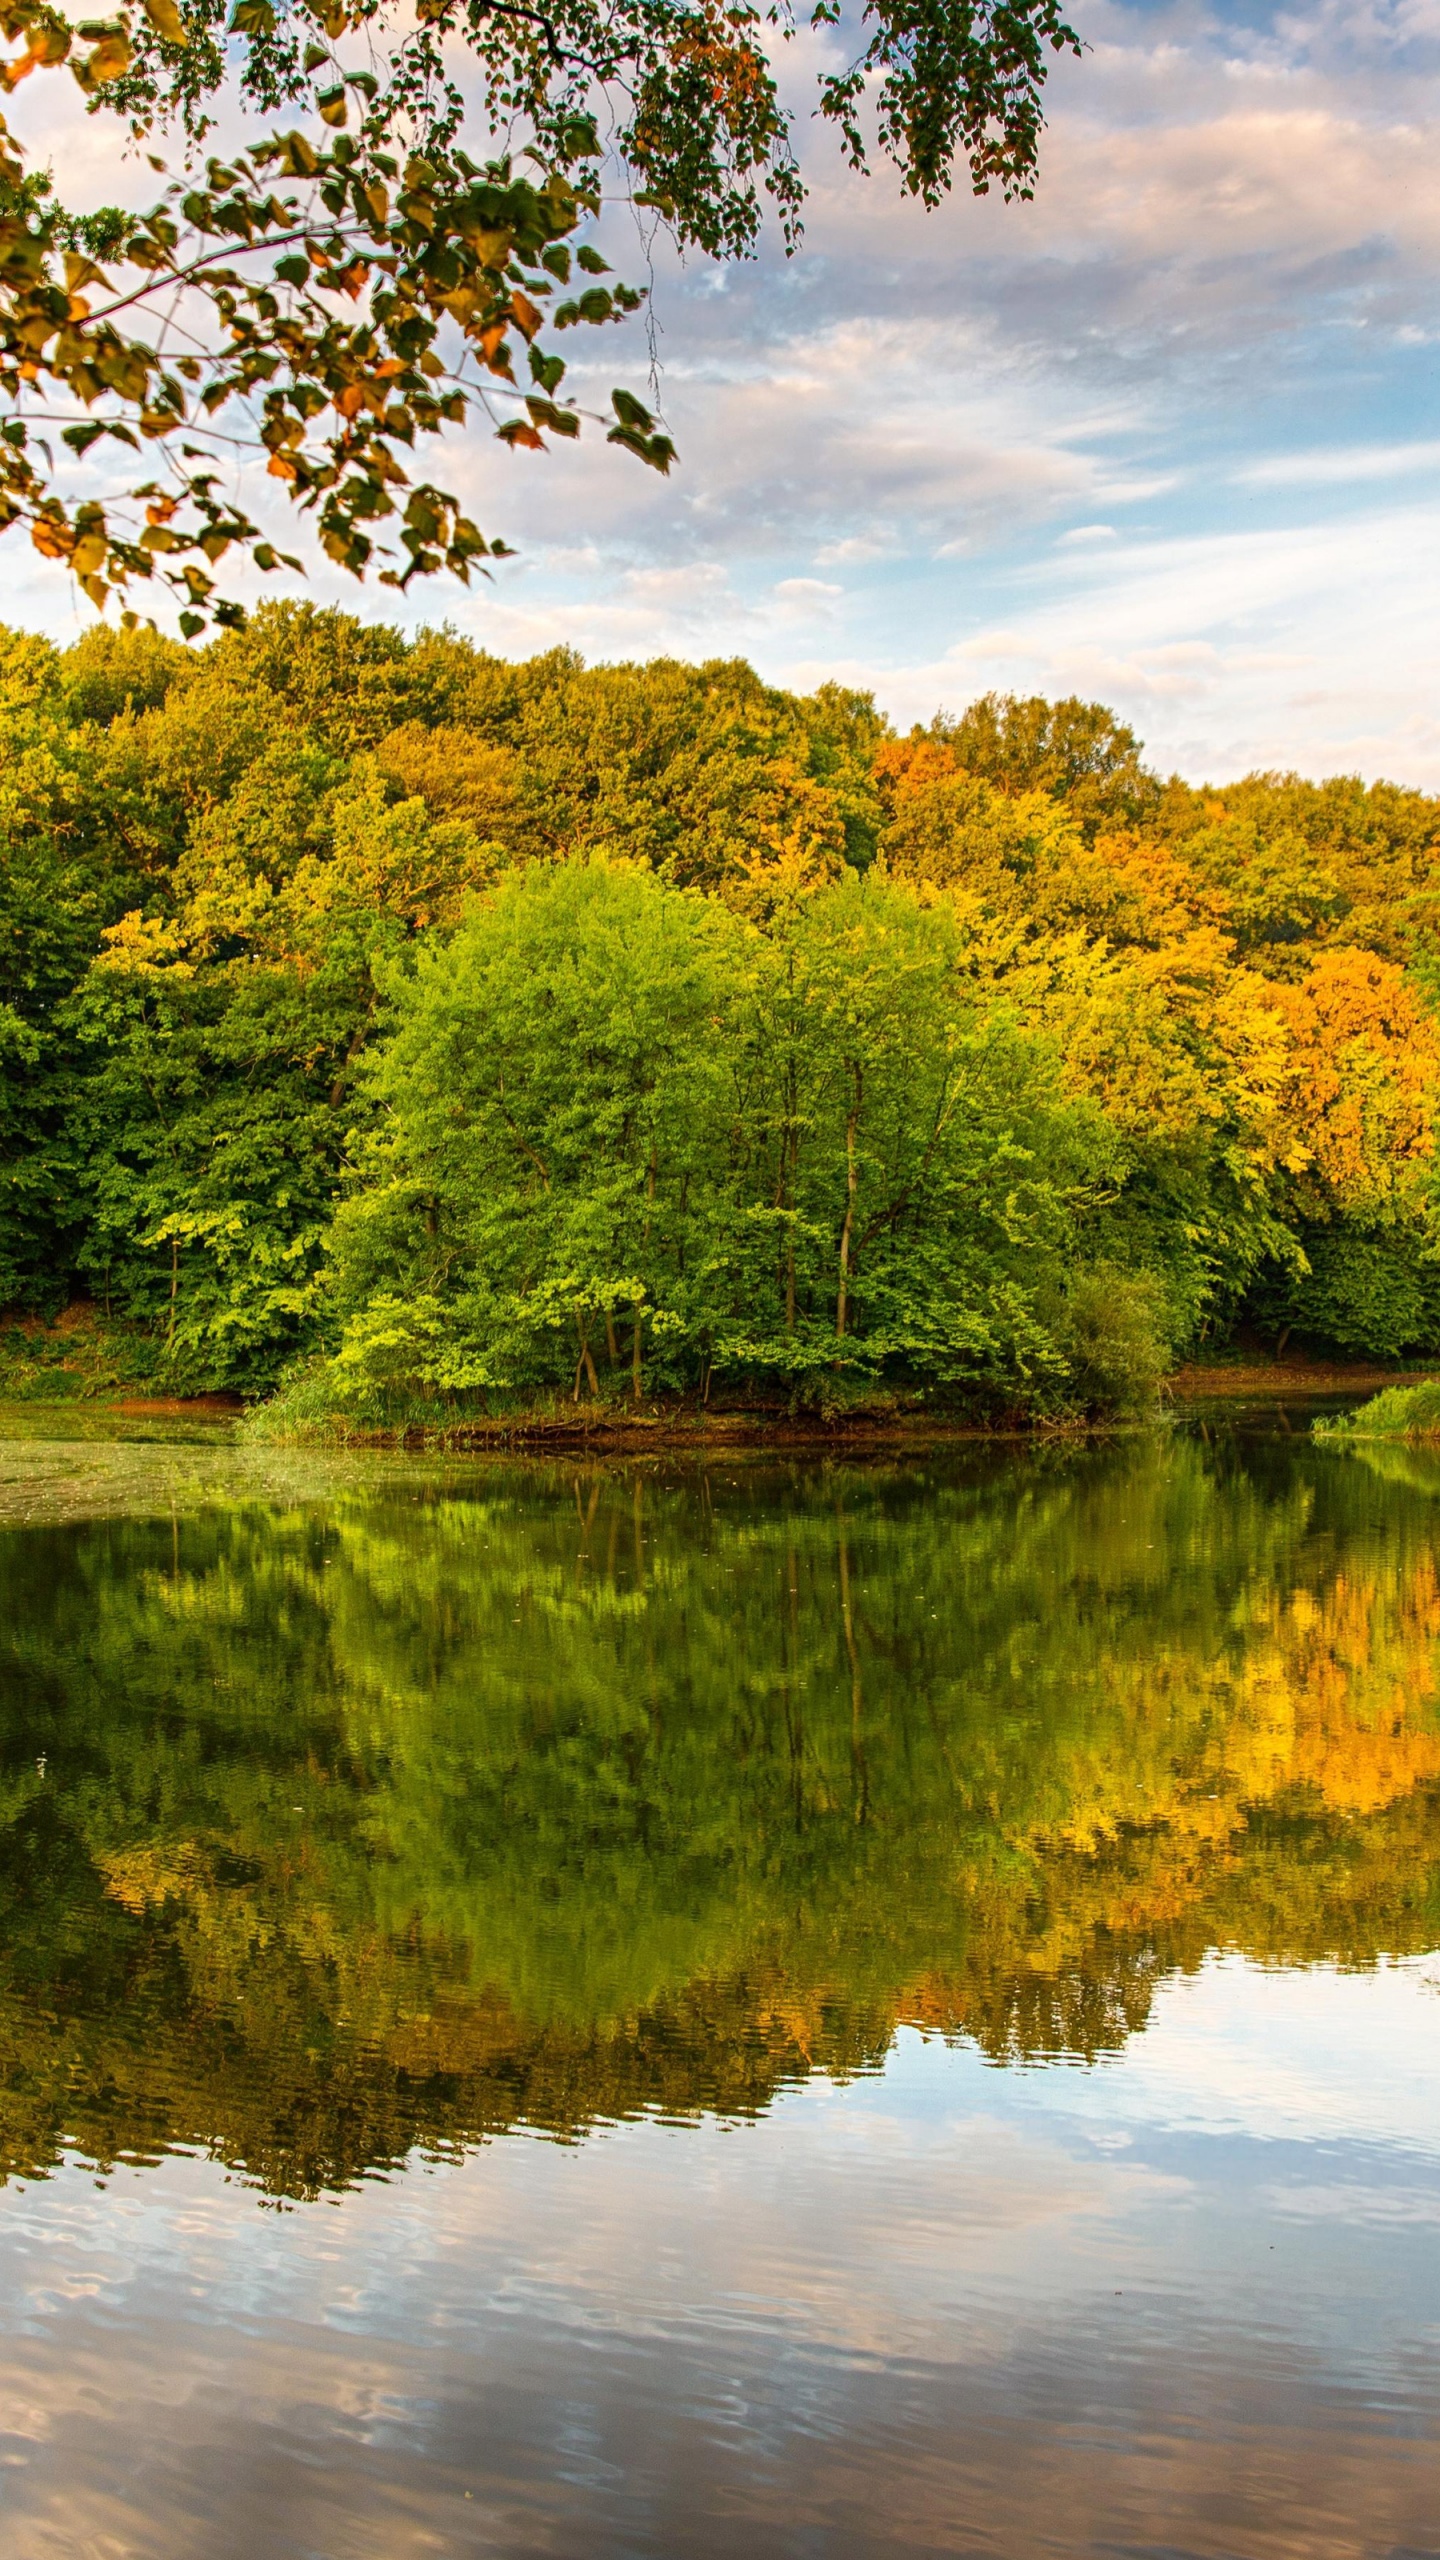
[329,856,748,1405]
[326,855,1112,1412]
[63,919,344,1384]
[0,685,158,1304]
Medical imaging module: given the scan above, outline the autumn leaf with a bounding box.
[141,0,188,44]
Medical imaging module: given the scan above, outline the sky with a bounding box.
[9,0,1440,783]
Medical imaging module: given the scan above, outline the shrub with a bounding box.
[1056,1264,1171,1419]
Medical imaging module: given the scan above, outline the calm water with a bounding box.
[1,1413,1438,2557]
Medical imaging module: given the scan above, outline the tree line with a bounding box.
[3,603,1439,1418]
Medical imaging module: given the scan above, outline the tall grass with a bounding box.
[1314,1379,1440,1442]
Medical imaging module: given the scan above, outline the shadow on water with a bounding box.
[2,1417,1439,2198]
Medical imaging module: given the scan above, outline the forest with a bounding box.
[3,601,1439,1422]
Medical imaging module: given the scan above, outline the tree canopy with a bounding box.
[0,0,1080,628]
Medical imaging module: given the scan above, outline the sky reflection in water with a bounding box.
[0,1419,1437,2555]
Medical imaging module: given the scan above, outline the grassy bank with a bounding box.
[1314,1380,1440,1443]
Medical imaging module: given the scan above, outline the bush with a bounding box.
[1056,1264,1171,1419]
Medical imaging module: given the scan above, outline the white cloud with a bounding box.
[1234,439,1440,485]
[814,534,897,566]
[843,501,1440,781]
[769,578,845,628]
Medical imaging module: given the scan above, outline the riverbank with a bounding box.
[4,1308,1436,1446]
[1170,1350,1440,1401]
[240,1358,1440,1449]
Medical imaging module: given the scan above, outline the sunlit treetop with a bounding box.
[0,0,1080,633]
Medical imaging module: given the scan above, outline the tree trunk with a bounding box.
[836,1063,861,1339]
[329,1003,376,1111]
[784,1063,797,1334]
[786,1070,798,1333]
[635,1137,657,1404]
[573,1313,600,1402]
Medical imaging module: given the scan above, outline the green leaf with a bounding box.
[610,387,654,433]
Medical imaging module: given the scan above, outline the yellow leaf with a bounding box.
[141,0,188,42]
[86,31,133,81]
[458,224,510,268]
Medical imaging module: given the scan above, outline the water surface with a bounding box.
[1,1418,1437,2555]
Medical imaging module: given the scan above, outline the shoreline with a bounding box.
[249,1360,1440,1450]
[2,1355,1435,1452]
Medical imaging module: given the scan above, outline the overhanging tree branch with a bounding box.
[0,0,1078,630]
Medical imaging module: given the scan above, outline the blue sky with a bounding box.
[12,0,1440,782]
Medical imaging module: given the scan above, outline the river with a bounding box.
[0,1408,1436,2555]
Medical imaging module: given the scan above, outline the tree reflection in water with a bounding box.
[1,1431,1437,2197]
